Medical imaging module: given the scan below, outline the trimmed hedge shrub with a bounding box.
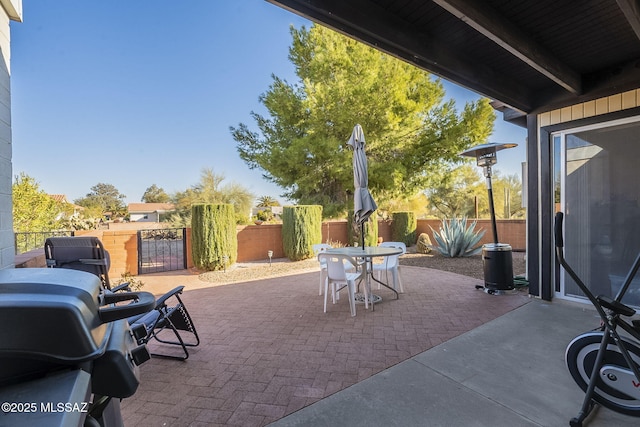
[391,211,417,246]
[347,210,378,247]
[191,203,237,271]
[282,205,322,261]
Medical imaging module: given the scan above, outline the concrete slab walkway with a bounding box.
[271,300,638,427]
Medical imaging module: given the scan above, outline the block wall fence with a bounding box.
[16,219,524,275]
[0,2,22,270]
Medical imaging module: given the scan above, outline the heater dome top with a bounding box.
[459,142,517,158]
[460,142,517,167]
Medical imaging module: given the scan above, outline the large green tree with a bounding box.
[425,164,525,219]
[501,173,525,218]
[75,183,127,217]
[12,173,65,232]
[141,184,170,203]
[476,171,525,219]
[231,24,495,217]
[426,164,483,218]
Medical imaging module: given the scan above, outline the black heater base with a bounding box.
[476,243,514,295]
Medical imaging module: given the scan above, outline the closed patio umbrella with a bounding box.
[347,124,377,248]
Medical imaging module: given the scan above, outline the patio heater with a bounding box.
[460,142,517,295]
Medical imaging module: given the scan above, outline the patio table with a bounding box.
[325,246,402,310]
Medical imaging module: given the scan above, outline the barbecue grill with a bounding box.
[0,268,156,427]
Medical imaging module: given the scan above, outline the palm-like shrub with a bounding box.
[430,217,485,257]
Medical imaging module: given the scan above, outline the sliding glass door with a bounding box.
[553,117,640,306]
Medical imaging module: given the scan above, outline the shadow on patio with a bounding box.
[121,265,530,426]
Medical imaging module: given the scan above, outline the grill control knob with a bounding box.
[130,345,151,366]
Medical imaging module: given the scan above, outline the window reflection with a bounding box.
[557,120,640,306]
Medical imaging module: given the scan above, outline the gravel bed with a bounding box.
[198,258,319,284]
[400,249,526,281]
[198,249,527,284]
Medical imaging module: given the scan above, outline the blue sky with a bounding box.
[10,0,526,205]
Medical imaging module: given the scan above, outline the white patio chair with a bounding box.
[313,243,333,296]
[372,241,406,293]
[318,253,366,316]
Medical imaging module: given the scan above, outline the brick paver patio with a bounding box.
[121,265,530,426]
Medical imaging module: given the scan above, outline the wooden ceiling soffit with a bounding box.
[267,0,535,113]
[433,0,582,95]
[539,58,640,112]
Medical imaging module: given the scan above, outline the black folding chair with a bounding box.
[45,236,200,360]
[44,236,112,288]
[121,285,199,360]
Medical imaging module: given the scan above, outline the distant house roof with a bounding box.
[128,203,175,213]
[49,194,69,203]
[48,194,84,211]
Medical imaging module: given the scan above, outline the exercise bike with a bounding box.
[555,212,640,426]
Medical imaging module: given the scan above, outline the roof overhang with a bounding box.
[267,0,640,126]
[1,0,22,22]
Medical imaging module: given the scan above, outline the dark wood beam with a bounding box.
[526,114,540,299]
[490,101,527,128]
[267,0,535,112]
[616,0,640,41]
[533,57,640,113]
[433,0,582,95]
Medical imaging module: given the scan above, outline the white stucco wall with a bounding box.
[0,0,22,269]
[130,213,159,222]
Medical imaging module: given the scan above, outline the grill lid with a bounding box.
[0,268,109,362]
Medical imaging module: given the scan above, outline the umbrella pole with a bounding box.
[361,222,365,249]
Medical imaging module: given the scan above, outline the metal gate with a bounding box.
[137,228,187,274]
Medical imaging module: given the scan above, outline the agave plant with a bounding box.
[429,217,485,258]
